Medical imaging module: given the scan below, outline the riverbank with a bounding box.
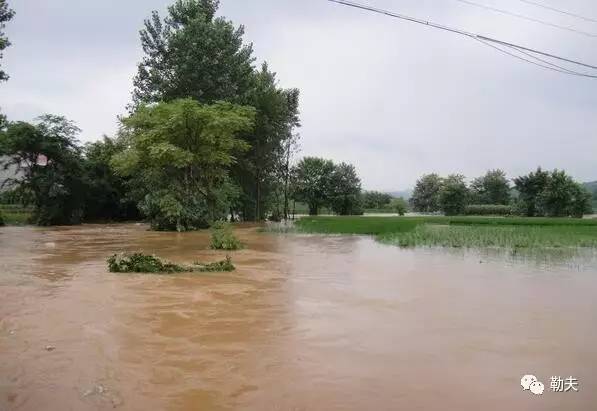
[294,216,597,248]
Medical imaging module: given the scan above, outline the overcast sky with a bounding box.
[1,0,596,190]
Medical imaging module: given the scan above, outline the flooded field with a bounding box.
[1,224,597,411]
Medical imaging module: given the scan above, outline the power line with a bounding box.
[475,38,589,76]
[453,0,597,38]
[327,0,597,78]
[516,0,597,24]
[475,35,597,71]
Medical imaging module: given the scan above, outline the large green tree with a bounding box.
[328,162,362,216]
[513,167,550,217]
[291,157,335,216]
[439,174,469,216]
[132,0,255,106]
[0,115,87,225]
[132,1,300,221]
[410,173,443,213]
[233,64,300,220]
[83,137,140,221]
[568,182,593,218]
[362,191,392,210]
[0,0,14,83]
[537,170,592,218]
[0,0,15,127]
[470,169,510,205]
[514,168,591,218]
[111,99,255,231]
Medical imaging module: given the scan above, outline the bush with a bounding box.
[465,204,512,216]
[391,198,408,216]
[0,211,4,226]
[107,253,187,273]
[107,253,236,273]
[210,221,243,250]
[195,255,235,272]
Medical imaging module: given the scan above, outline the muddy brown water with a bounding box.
[1,224,597,411]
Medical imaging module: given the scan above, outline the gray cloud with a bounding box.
[1,0,596,190]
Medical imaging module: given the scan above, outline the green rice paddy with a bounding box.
[294,216,597,249]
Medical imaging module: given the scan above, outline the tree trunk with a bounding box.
[255,169,261,221]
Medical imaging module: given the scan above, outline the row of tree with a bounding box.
[0,0,307,229]
[292,157,362,216]
[0,113,366,226]
[410,169,593,217]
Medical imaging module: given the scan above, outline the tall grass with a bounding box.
[0,204,32,225]
[296,216,597,235]
[296,216,422,235]
[294,216,597,249]
[378,225,597,249]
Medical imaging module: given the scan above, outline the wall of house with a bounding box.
[0,156,23,192]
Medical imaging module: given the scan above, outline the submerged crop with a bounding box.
[378,225,597,249]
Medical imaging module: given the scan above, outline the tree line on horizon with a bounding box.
[410,169,593,218]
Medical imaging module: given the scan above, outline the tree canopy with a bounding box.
[132,1,301,222]
[0,115,87,225]
[439,174,469,216]
[111,98,255,231]
[410,173,443,213]
[132,0,254,106]
[362,191,393,210]
[0,0,14,83]
[470,169,510,205]
[291,157,362,216]
[328,162,362,216]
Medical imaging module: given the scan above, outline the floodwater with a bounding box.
[1,224,597,411]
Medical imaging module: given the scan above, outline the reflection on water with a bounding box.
[1,224,597,410]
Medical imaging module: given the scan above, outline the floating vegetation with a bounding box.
[194,255,235,272]
[210,221,243,250]
[107,253,235,273]
[107,253,187,273]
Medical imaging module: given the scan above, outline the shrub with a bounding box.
[0,211,4,226]
[210,221,243,250]
[195,255,235,272]
[107,253,187,273]
[464,204,512,216]
[391,198,408,216]
[107,253,236,273]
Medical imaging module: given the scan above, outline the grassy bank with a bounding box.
[379,225,597,248]
[295,216,597,248]
[0,205,33,225]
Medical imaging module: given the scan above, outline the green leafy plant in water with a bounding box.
[107,253,187,273]
[107,253,236,274]
[194,255,235,272]
[210,221,243,250]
